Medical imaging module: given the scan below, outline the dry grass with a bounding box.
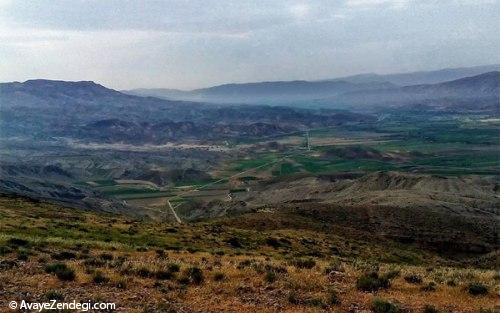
[0,196,497,312]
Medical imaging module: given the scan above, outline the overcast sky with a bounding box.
[0,0,499,90]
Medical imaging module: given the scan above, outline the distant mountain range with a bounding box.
[124,64,500,105]
[0,79,371,144]
[325,71,500,112]
[321,64,500,85]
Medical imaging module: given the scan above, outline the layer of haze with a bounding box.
[0,0,499,90]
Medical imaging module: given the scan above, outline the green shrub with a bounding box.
[52,251,76,260]
[265,237,281,248]
[0,246,13,255]
[99,253,114,261]
[404,274,423,284]
[227,237,242,248]
[421,282,437,292]
[264,271,277,283]
[7,238,29,247]
[83,257,105,267]
[17,250,30,261]
[167,263,180,273]
[288,291,299,304]
[383,270,400,280]
[44,290,64,301]
[184,267,204,285]
[289,258,316,269]
[468,282,488,295]
[115,278,128,289]
[45,263,68,274]
[356,272,390,292]
[423,304,440,313]
[304,297,325,308]
[44,263,76,281]
[324,259,344,274]
[371,298,400,313]
[155,270,174,280]
[92,271,109,284]
[213,272,225,281]
[327,290,341,305]
[136,267,153,278]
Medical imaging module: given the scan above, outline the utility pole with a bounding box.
[306,130,310,151]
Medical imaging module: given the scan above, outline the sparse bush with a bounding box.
[155,270,174,280]
[213,272,225,281]
[371,298,400,313]
[288,291,299,304]
[237,259,253,269]
[92,271,109,284]
[7,238,29,247]
[446,280,457,286]
[155,249,165,258]
[227,237,242,248]
[264,271,277,283]
[183,267,204,285]
[136,267,153,278]
[383,270,400,280]
[423,304,440,313]
[289,258,316,269]
[327,290,341,305]
[356,272,390,292]
[404,274,423,284]
[99,253,113,261]
[324,259,344,274]
[115,278,128,289]
[266,237,281,248]
[17,250,29,261]
[52,251,76,260]
[167,263,180,273]
[421,282,437,292]
[468,282,488,295]
[44,290,64,301]
[83,257,105,267]
[304,297,325,308]
[0,246,13,255]
[45,263,75,281]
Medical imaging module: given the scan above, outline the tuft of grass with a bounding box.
[420,282,437,292]
[422,304,440,313]
[155,270,174,280]
[327,290,341,305]
[99,253,114,261]
[289,258,316,269]
[45,263,75,281]
[356,272,391,292]
[371,298,401,313]
[92,271,109,284]
[52,251,76,260]
[467,282,488,296]
[16,249,30,261]
[167,263,180,273]
[182,267,204,285]
[7,238,29,247]
[44,290,64,301]
[213,272,225,281]
[136,267,153,278]
[404,274,423,284]
[264,271,277,283]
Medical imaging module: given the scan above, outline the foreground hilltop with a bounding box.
[0,195,497,312]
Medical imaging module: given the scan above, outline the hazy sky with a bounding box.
[0,0,499,90]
